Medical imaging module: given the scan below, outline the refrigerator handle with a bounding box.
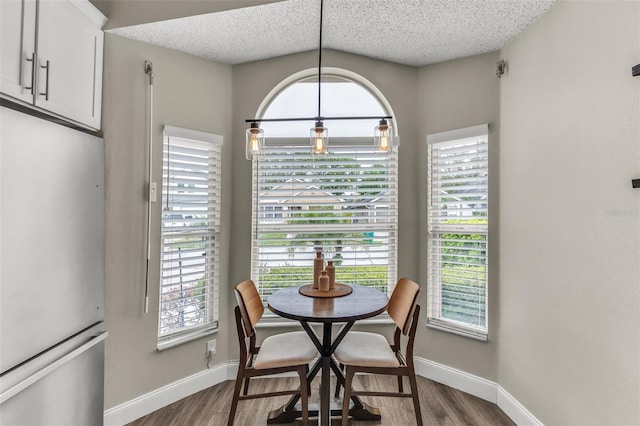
[0,331,108,404]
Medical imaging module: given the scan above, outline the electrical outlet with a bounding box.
[206,339,216,356]
[206,339,216,369]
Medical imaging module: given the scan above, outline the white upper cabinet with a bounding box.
[0,0,37,104]
[0,0,106,130]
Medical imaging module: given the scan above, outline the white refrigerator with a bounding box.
[0,106,107,425]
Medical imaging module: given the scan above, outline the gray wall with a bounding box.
[230,49,420,289]
[230,49,500,380]
[499,1,640,424]
[102,34,233,408]
[229,49,424,353]
[101,2,640,421]
[102,40,502,408]
[417,51,501,381]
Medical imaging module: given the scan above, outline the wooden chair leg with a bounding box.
[334,362,344,398]
[408,371,423,426]
[306,363,311,397]
[227,371,245,426]
[242,378,250,396]
[298,366,309,426]
[334,379,341,398]
[341,368,354,426]
[397,374,404,393]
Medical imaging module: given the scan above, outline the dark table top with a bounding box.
[268,284,389,323]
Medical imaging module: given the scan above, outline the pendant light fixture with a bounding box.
[311,120,328,155]
[374,118,394,153]
[245,0,394,159]
[245,121,264,160]
[310,0,328,155]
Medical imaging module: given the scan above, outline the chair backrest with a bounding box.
[234,279,264,338]
[387,278,420,336]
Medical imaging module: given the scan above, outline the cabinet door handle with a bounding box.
[39,60,50,101]
[25,53,36,95]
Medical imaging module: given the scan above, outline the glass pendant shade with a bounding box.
[310,121,328,154]
[374,119,393,153]
[246,122,264,160]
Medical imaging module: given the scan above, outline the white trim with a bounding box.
[426,123,488,144]
[105,357,541,426]
[413,357,496,403]
[426,318,488,342]
[162,125,223,145]
[254,67,400,137]
[103,361,238,426]
[157,326,219,351]
[497,386,544,426]
[414,357,543,426]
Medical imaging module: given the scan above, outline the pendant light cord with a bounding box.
[317,0,323,120]
[243,0,392,126]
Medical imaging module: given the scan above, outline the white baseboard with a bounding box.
[413,357,497,403]
[103,361,238,426]
[413,357,542,426]
[104,357,541,426]
[497,385,543,426]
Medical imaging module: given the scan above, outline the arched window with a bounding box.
[261,75,387,137]
[251,70,398,305]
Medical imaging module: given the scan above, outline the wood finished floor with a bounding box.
[128,375,515,426]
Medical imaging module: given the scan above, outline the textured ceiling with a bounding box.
[108,0,556,67]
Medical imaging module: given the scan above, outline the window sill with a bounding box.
[257,315,394,329]
[426,318,488,342]
[157,325,219,351]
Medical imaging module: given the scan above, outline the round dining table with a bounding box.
[267,284,389,426]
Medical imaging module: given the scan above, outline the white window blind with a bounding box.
[158,126,222,348]
[427,124,488,340]
[252,141,397,305]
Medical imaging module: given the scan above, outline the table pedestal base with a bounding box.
[267,401,381,424]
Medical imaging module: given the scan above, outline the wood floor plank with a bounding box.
[128,375,515,426]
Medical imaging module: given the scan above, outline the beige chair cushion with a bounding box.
[333,331,400,368]
[254,331,317,369]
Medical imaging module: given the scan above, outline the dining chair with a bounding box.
[228,279,317,426]
[333,278,423,426]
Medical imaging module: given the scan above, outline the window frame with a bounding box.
[157,125,222,350]
[250,72,398,314]
[426,124,489,341]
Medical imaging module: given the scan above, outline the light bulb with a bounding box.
[379,132,389,151]
[246,122,264,160]
[250,133,260,153]
[314,133,325,152]
[311,122,327,154]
